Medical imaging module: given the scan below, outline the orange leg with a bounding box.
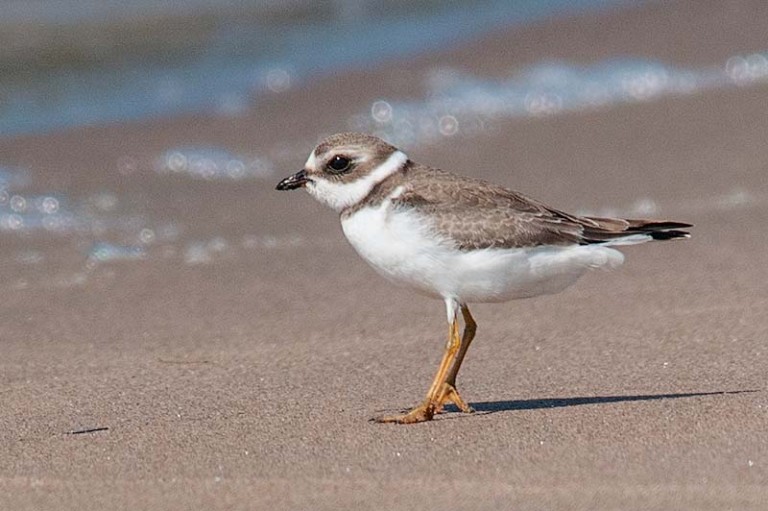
[376,312,462,424]
[436,304,477,414]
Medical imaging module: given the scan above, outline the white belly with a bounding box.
[341,203,624,303]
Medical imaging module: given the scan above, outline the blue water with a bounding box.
[351,59,721,147]
[5,0,768,285]
[0,0,638,137]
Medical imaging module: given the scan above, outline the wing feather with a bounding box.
[391,165,690,249]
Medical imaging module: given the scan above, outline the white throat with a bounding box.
[306,150,408,212]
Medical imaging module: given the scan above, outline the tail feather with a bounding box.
[580,217,692,245]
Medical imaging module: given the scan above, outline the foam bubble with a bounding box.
[10,195,27,213]
[727,53,768,85]
[438,115,459,136]
[40,196,60,214]
[350,54,768,148]
[0,192,78,233]
[371,101,393,123]
[264,68,292,93]
[156,147,274,180]
[139,228,156,244]
[88,242,146,263]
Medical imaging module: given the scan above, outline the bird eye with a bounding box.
[327,155,351,173]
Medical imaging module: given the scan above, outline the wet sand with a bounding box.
[2,1,768,509]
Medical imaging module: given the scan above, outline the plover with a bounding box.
[276,132,691,424]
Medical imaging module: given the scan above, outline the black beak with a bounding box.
[275,169,309,191]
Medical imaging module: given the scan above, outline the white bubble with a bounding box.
[40,196,59,214]
[189,157,218,180]
[438,115,459,136]
[726,56,750,83]
[525,92,562,116]
[0,190,9,204]
[622,69,668,100]
[226,159,246,179]
[371,100,393,123]
[158,147,275,181]
[350,55,768,150]
[4,214,24,230]
[266,68,291,93]
[139,228,156,244]
[166,152,188,172]
[249,157,274,178]
[746,53,768,79]
[10,195,26,212]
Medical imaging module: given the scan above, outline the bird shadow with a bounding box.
[441,389,760,418]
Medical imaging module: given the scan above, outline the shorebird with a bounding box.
[276,132,691,424]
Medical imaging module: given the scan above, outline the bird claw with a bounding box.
[374,402,436,424]
[435,382,474,414]
[374,384,474,424]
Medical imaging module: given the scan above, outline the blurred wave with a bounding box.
[0,0,637,136]
[350,55,768,147]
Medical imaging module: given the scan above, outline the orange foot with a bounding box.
[375,385,474,424]
[375,402,436,424]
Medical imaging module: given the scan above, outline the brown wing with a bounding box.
[393,164,691,250]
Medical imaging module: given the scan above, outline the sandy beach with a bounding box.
[2,1,767,509]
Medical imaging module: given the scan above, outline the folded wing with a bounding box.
[393,166,691,250]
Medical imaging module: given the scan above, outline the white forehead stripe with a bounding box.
[306,150,408,212]
[304,151,317,170]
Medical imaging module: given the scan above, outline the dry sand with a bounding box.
[2,1,767,509]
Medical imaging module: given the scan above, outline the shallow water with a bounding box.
[350,53,768,147]
[0,0,637,136]
[3,48,768,283]
[155,147,274,181]
[2,2,768,286]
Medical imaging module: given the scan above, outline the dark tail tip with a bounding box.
[628,220,692,241]
[649,230,691,241]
